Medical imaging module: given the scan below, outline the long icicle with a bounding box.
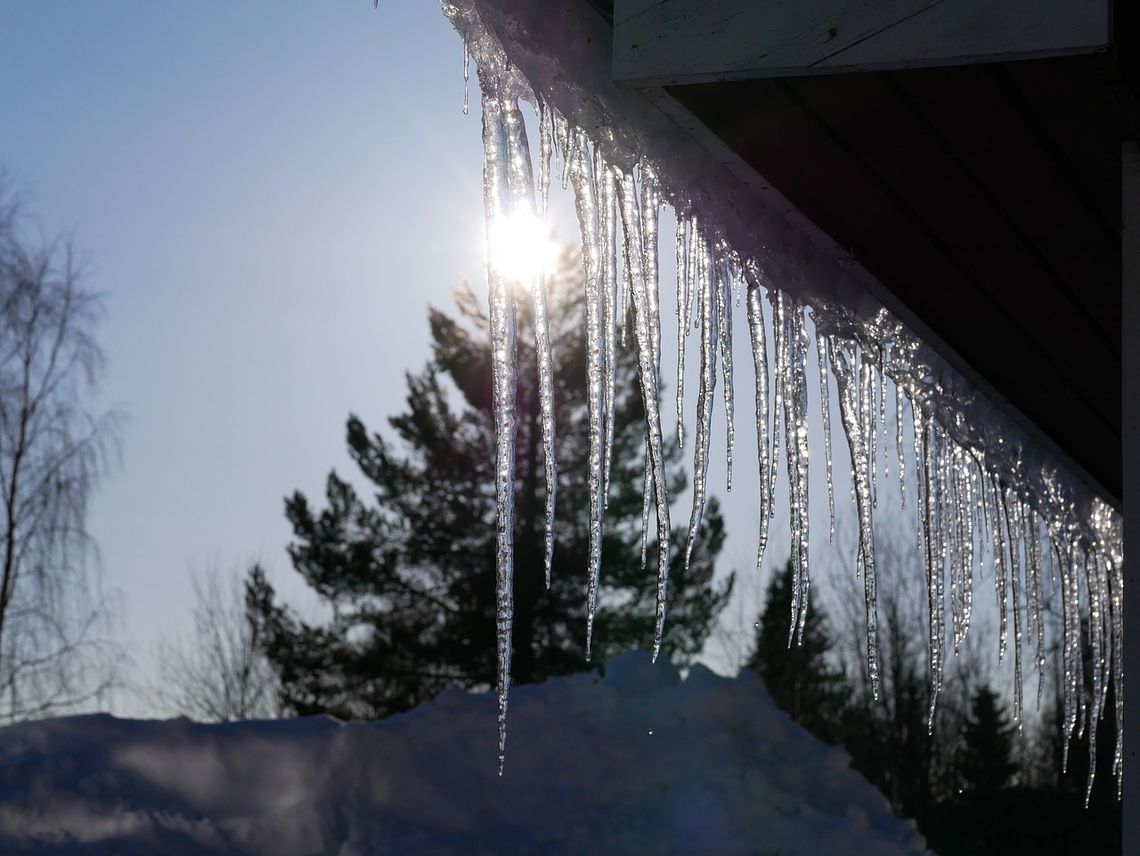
[504,96,557,590]
[568,134,605,661]
[638,166,662,572]
[921,415,944,730]
[815,316,836,542]
[717,251,735,492]
[598,156,619,507]
[789,303,811,644]
[675,219,689,447]
[617,171,673,660]
[744,262,773,572]
[480,81,518,775]
[684,231,717,572]
[830,340,880,699]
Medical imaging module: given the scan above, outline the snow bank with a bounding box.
[0,652,926,854]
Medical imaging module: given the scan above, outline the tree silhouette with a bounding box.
[747,559,847,744]
[247,248,732,719]
[959,685,1017,797]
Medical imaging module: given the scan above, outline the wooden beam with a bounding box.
[613,0,1110,86]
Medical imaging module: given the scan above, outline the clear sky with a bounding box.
[0,1,498,706]
[2,1,1010,716]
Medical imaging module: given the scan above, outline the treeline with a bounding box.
[749,559,1120,855]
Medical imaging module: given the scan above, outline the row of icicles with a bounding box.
[474,61,1121,802]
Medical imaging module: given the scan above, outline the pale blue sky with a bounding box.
[2,1,985,715]
[0,1,496,700]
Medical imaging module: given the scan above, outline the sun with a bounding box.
[488,211,559,284]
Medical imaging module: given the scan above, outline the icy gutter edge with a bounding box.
[440,0,1120,554]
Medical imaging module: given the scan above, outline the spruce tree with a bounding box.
[747,560,847,744]
[959,685,1017,797]
[247,248,732,719]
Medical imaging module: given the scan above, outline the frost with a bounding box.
[447,0,1122,786]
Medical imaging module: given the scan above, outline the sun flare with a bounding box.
[488,211,559,284]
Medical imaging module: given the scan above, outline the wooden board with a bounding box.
[614,0,1110,85]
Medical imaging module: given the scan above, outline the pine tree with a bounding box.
[247,248,732,719]
[747,560,847,744]
[959,685,1017,797]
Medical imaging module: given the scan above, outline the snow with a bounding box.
[0,652,928,854]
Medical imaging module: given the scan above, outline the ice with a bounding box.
[829,342,880,699]
[675,219,689,447]
[1006,491,1023,725]
[815,319,836,542]
[744,262,773,574]
[447,0,1122,785]
[599,154,618,507]
[479,83,519,774]
[895,383,906,509]
[717,250,735,491]
[684,228,718,574]
[462,30,471,115]
[502,96,558,591]
[773,293,811,645]
[566,133,605,663]
[639,165,662,376]
[616,170,673,661]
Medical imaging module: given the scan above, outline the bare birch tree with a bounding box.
[0,179,122,721]
[154,564,280,722]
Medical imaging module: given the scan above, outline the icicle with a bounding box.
[1058,538,1080,771]
[598,156,618,506]
[868,357,878,510]
[462,32,471,115]
[958,456,975,643]
[744,263,773,572]
[877,348,888,482]
[815,321,836,542]
[912,397,927,565]
[1004,491,1023,725]
[616,170,673,660]
[771,291,797,639]
[1084,547,1104,805]
[639,164,661,377]
[990,476,1009,662]
[1108,551,1124,797]
[560,125,575,191]
[684,232,717,573]
[479,81,518,775]
[501,95,557,590]
[921,412,944,731]
[947,447,964,654]
[636,165,663,580]
[788,303,811,645]
[830,341,880,699]
[568,133,605,661]
[895,384,906,509]
[675,219,689,447]
[1024,507,1045,708]
[640,442,651,568]
[538,101,553,223]
[717,253,735,491]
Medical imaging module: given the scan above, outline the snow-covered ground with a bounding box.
[0,652,927,854]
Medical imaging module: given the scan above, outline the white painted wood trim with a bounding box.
[613,0,1111,86]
